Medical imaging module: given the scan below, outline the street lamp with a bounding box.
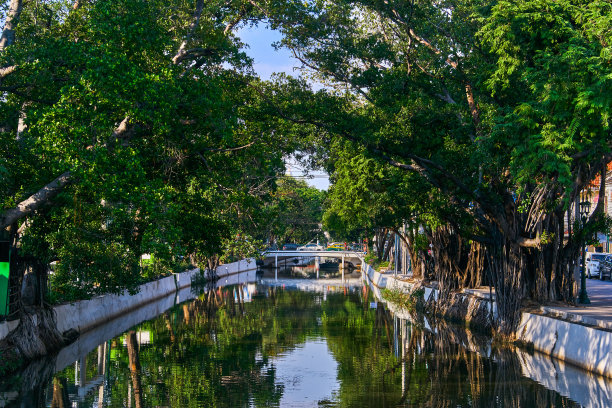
[578,199,591,304]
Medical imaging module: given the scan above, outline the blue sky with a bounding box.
[237,25,296,80]
[238,25,331,190]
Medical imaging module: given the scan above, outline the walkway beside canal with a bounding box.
[539,279,612,328]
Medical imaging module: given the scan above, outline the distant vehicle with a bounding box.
[326,242,345,251]
[349,243,365,252]
[298,243,325,251]
[264,244,278,251]
[282,243,299,251]
[586,253,607,278]
[599,254,612,280]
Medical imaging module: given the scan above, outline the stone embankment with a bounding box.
[361,259,612,379]
[0,258,257,342]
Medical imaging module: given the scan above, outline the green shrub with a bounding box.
[381,288,424,311]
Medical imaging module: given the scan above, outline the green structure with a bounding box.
[0,241,9,316]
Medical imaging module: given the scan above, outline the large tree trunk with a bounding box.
[407,245,423,278]
[0,250,75,370]
[487,205,578,336]
[431,225,467,297]
[488,238,524,337]
[464,241,486,288]
[423,206,578,337]
[0,0,23,52]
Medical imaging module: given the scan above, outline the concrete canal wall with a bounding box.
[516,311,612,378]
[0,258,257,341]
[361,258,612,378]
[363,262,494,328]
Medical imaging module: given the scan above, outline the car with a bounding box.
[349,243,366,252]
[297,243,325,251]
[264,244,279,251]
[586,253,607,278]
[326,242,345,251]
[599,254,612,280]
[282,243,299,251]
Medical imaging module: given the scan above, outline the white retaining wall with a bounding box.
[215,258,257,278]
[0,259,258,342]
[362,262,387,289]
[377,264,612,378]
[517,312,612,378]
[54,275,178,334]
[517,347,612,408]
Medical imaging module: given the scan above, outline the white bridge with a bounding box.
[261,250,365,280]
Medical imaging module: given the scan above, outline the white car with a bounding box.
[297,243,325,251]
[586,253,608,278]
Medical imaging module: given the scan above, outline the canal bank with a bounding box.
[0,268,261,407]
[3,275,598,408]
[0,258,257,343]
[361,259,612,379]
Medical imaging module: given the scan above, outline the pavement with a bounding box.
[540,278,612,329]
[457,279,612,329]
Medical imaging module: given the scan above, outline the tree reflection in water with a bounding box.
[0,283,587,407]
[394,318,581,407]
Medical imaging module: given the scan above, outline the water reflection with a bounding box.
[0,278,608,407]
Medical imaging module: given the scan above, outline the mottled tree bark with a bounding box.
[0,0,23,52]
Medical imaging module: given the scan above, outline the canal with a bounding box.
[0,272,609,407]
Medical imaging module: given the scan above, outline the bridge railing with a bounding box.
[261,250,366,258]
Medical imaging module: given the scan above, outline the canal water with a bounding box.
[0,274,609,407]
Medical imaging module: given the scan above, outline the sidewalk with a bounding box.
[463,279,612,329]
[540,279,612,329]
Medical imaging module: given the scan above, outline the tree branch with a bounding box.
[172,0,205,65]
[173,47,217,65]
[202,141,255,153]
[0,0,23,52]
[0,64,18,79]
[0,172,73,229]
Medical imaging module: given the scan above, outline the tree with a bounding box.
[0,0,302,360]
[261,176,326,245]
[257,0,612,335]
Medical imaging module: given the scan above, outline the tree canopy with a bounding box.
[255,0,612,333]
[1,0,611,336]
[0,0,310,301]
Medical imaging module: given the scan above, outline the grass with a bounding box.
[381,288,425,311]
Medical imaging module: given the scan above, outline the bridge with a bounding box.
[261,250,366,281]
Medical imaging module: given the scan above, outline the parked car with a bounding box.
[326,242,345,251]
[264,244,278,251]
[349,243,366,252]
[282,243,299,251]
[599,254,612,280]
[298,243,324,251]
[587,253,608,278]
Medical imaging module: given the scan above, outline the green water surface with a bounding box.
[0,281,587,407]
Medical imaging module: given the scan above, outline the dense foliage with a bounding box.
[262,176,325,245]
[1,0,612,338]
[253,0,612,333]
[0,0,319,303]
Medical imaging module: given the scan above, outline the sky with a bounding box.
[237,25,331,191]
